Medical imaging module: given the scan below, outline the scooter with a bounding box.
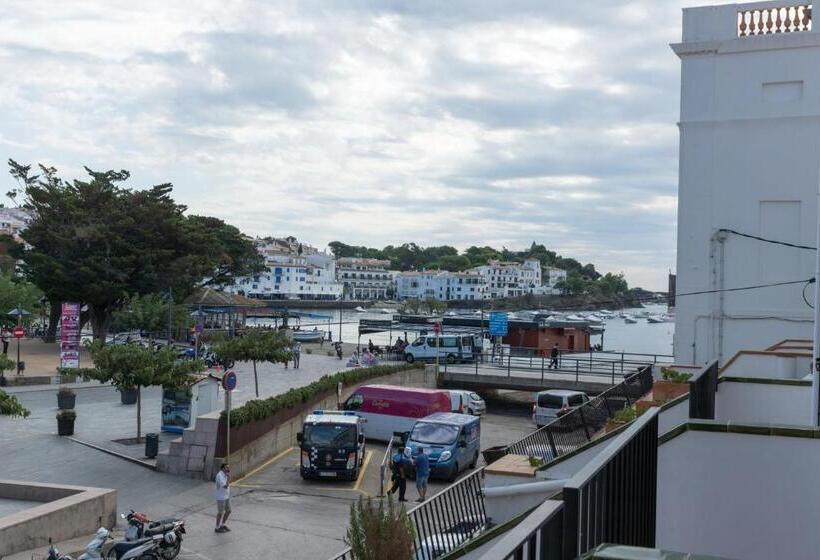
[122,510,185,560]
[46,544,73,560]
[79,526,177,560]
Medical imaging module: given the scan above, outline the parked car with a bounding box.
[404,334,479,364]
[404,412,481,481]
[532,389,589,428]
[448,390,486,416]
[415,515,487,559]
[341,385,451,442]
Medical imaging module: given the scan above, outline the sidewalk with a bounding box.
[1,338,92,386]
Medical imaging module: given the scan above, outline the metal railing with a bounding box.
[481,409,659,559]
[328,468,486,560]
[505,366,653,459]
[443,346,665,386]
[688,360,719,420]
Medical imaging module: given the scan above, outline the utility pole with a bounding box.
[813,191,820,425]
[167,287,173,347]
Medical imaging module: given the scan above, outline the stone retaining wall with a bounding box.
[0,480,116,557]
[157,365,437,480]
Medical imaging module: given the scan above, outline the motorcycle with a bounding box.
[46,544,73,560]
[122,511,185,560]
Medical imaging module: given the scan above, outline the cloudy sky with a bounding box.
[0,1,724,290]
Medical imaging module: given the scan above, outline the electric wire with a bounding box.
[718,228,816,251]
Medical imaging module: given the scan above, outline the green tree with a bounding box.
[84,342,202,440]
[7,160,261,341]
[0,273,43,327]
[423,297,447,314]
[345,496,415,560]
[110,293,190,337]
[214,329,292,397]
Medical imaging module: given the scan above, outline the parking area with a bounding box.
[233,411,535,503]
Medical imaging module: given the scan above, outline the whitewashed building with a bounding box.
[395,270,488,301]
[227,237,342,301]
[0,207,31,242]
[336,257,394,300]
[472,259,543,298]
[672,1,817,364]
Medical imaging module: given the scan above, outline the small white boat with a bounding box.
[354,306,367,313]
[565,314,586,322]
[646,315,666,324]
[585,314,604,324]
[292,329,324,342]
[624,315,637,324]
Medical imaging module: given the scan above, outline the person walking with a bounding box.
[549,343,560,369]
[293,341,302,369]
[214,463,232,533]
[414,446,430,502]
[388,445,407,502]
[1,328,8,355]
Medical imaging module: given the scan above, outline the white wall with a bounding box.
[672,5,817,364]
[658,398,689,435]
[715,380,812,425]
[721,352,811,379]
[658,430,820,560]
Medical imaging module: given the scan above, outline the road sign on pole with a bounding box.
[488,312,509,336]
[12,326,25,338]
[222,371,237,461]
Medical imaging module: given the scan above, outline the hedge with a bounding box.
[224,362,425,428]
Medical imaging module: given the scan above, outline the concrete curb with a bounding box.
[68,437,158,471]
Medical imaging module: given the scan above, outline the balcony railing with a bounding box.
[504,365,654,459]
[738,4,812,36]
[480,409,659,559]
[688,360,718,420]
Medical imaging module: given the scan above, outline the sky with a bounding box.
[0,1,725,290]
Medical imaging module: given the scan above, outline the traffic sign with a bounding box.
[222,370,237,392]
[12,326,25,339]
[488,312,509,336]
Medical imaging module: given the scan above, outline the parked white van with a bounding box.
[448,390,486,416]
[404,335,478,364]
[532,389,589,427]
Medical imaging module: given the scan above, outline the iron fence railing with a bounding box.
[504,366,653,460]
[481,409,659,560]
[443,346,665,385]
[378,436,396,497]
[328,468,487,560]
[688,360,719,420]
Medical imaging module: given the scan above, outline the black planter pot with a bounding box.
[120,388,138,405]
[57,393,76,410]
[57,417,75,436]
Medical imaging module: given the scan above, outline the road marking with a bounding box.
[353,450,373,492]
[232,446,295,486]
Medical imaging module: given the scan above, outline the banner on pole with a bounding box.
[60,302,81,369]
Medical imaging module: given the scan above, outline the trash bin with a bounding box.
[17,361,24,372]
[145,433,159,459]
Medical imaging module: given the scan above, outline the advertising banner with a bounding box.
[60,302,81,368]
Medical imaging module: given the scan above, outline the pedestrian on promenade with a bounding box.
[368,339,375,353]
[293,341,301,369]
[1,328,8,355]
[215,463,232,533]
[549,343,560,369]
[414,446,429,502]
[388,445,407,502]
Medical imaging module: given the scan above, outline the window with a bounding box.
[303,423,356,446]
[537,394,564,408]
[410,422,459,445]
[412,337,426,347]
[567,395,586,407]
[344,393,364,411]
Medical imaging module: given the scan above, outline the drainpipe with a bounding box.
[813,191,820,426]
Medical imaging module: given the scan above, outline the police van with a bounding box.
[297,410,366,480]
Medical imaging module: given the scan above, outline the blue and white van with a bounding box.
[404,412,481,482]
[404,335,479,364]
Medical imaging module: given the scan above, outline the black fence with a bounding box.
[688,360,719,420]
[504,366,653,460]
[443,346,668,385]
[482,409,659,559]
[328,468,487,560]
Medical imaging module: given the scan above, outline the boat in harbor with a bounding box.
[646,315,670,324]
[354,306,367,313]
[624,315,638,324]
[292,328,325,342]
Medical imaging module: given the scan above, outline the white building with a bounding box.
[472,259,543,298]
[395,270,488,301]
[227,237,342,301]
[0,207,31,241]
[672,2,817,364]
[336,257,394,300]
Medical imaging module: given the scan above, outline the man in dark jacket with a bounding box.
[549,343,560,369]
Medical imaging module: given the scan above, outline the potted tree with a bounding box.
[57,386,76,410]
[56,409,76,436]
[0,353,14,386]
[214,329,292,398]
[0,388,30,417]
[85,341,201,442]
[119,386,139,405]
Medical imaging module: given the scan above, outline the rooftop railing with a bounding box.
[738,3,812,36]
[688,360,719,420]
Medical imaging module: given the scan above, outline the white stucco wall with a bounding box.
[658,398,689,435]
[721,352,811,379]
[658,429,820,559]
[672,4,817,365]
[715,380,812,425]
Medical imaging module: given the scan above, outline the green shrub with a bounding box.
[0,389,30,417]
[612,406,636,423]
[661,367,692,383]
[346,495,415,560]
[224,363,424,428]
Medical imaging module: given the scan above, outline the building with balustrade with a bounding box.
[672,0,817,365]
[395,270,488,301]
[471,259,543,298]
[336,257,394,300]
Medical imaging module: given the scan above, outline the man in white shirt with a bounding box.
[215,463,231,533]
